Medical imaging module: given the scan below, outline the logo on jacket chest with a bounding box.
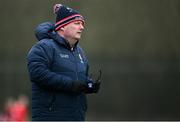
[59,53,84,63]
[59,53,69,59]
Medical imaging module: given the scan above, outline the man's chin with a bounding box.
[75,36,81,40]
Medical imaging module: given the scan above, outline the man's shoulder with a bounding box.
[38,38,54,45]
[28,39,54,54]
[34,38,57,48]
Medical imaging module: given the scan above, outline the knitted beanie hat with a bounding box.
[53,4,85,31]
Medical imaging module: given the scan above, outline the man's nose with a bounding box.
[80,23,84,30]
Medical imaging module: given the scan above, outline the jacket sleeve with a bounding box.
[27,41,73,91]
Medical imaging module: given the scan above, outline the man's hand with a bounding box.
[85,78,101,94]
[92,70,101,93]
[86,70,102,94]
[92,81,101,93]
[71,70,102,94]
[71,80,87,93]
[84,70,102,94]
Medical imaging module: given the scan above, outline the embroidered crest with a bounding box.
[78,54,84,63]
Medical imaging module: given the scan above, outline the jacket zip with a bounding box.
[71,47,79,80]
[48,93,56,111]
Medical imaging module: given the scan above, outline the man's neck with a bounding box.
[57,31,77,48]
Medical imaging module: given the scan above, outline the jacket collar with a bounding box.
[52,32,79,51]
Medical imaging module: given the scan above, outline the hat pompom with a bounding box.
[53,4,62,14]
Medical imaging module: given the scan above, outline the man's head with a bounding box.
[53,4,85,46]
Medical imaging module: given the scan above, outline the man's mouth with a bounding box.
[77,32,82,34]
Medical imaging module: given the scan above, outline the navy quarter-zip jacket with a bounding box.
[27,22,89,121]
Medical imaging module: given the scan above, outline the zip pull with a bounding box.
[71,47,74,51]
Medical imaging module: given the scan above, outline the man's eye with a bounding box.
[74,22,80,24]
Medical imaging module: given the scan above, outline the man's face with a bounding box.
[63,20,84,41]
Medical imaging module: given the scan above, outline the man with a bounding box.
[27,4,101,121]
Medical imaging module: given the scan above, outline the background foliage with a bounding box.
[0,0,180,120]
